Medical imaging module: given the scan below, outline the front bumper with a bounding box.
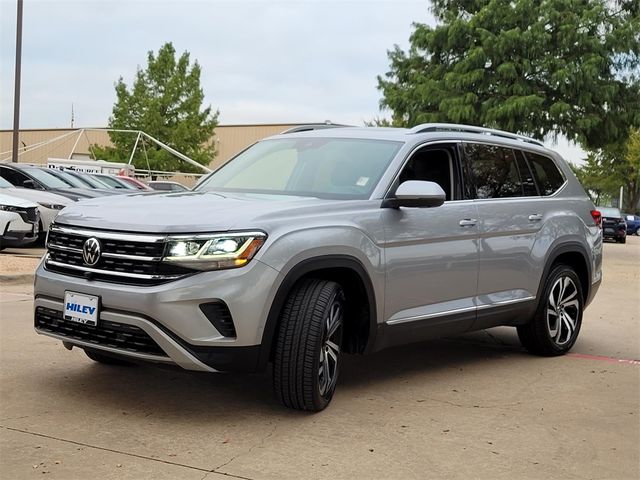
[2,214,39,246]
[34,259,282,372]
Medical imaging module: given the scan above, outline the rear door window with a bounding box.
[464,143,523,199]
[523,151,565,196]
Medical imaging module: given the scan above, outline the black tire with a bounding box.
[85,349,132,365]
[37,221,46,246]
[518,264,584,356]
[273,278,345,412]
[620,236,626,244]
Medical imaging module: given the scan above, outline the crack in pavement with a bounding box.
[1,425,254,480]
[417,397,522,409]
[0,415,32,422]
[213,422,278,474]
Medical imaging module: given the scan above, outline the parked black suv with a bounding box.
[598,207,627,243]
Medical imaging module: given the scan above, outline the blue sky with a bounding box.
[0,0,586,163]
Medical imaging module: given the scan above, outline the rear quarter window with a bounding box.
[523,151,565,196]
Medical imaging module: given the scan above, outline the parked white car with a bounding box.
[0,192,40,250]
[0,176,70,238]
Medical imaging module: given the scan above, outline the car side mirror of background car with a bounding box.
[22,179,37,189]
[382,180,446,209]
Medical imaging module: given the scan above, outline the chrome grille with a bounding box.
[45,225,196,285]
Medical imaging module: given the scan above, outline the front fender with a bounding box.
[254,226,385,371]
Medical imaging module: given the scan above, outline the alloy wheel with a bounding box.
[546,276,580,346]
[318,300,343,397]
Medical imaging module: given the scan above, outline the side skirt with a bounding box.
[373,310,475,352]
[474,299,537,329]
[373,299,536,352]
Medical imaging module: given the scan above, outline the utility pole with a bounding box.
[11,0,24,163]
[619,186,624,211]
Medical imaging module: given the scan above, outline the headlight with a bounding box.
[37,202,66,210]
[163,231,267,271]
[0,205,18,211]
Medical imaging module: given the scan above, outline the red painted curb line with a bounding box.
[568,352,640,366]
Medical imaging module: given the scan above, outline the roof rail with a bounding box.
[281,122,351,134]
[408,123,544,146]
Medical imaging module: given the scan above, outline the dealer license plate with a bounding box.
[64,291,99,327]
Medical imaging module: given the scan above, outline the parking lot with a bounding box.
[0,238,638,480]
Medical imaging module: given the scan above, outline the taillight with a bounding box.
[590,210,602,228]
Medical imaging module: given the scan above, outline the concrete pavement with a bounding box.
[1,239,638,479]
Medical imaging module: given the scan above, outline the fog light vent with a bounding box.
[199,302,236,337]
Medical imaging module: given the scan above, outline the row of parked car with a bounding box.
[597,206,640,243]
[0,163,188,250]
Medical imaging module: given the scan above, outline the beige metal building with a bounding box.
[0,123,299,170]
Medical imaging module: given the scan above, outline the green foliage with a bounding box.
[573,129,640,212]
[94,42,219,172]
[378,0,640,149]
[363,117,396,127]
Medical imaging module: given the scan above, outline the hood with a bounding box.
[0,192,38,208]
[62,188,111,198]
[49,188,106,202]
[53,191,339,233]
[3,187,73,207]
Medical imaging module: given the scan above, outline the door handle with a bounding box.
[528,214,543,222]
[459,218,477,227]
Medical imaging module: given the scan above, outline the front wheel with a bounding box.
[273,279,345,412]
[517,264,584,356]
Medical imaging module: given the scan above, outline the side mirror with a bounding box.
[22,179,37,189]
[382,180,446,208]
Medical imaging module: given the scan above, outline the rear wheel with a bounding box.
[85,349,132,365]
[620,236,626,244]
[518,264,583,356]
[273,278,344,412]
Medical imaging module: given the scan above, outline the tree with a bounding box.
[93,42,219,172]
[572,129,640,212]
[378,0,640,149]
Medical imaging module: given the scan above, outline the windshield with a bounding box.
[87,175,111,188]
[598,207,621,217]
[50,170,87,188]
[97,175,136,189]
[195,137,403,199]
[23,167,72,188]
[74,172,105,188]
[0,177,13,188]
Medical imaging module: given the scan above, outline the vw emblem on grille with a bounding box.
[82,237,102,266]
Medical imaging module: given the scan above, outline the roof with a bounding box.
[265,123,550,152]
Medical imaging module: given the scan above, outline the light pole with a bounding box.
[11,0,24,163]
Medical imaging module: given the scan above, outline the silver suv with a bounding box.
[34,123,603,411]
